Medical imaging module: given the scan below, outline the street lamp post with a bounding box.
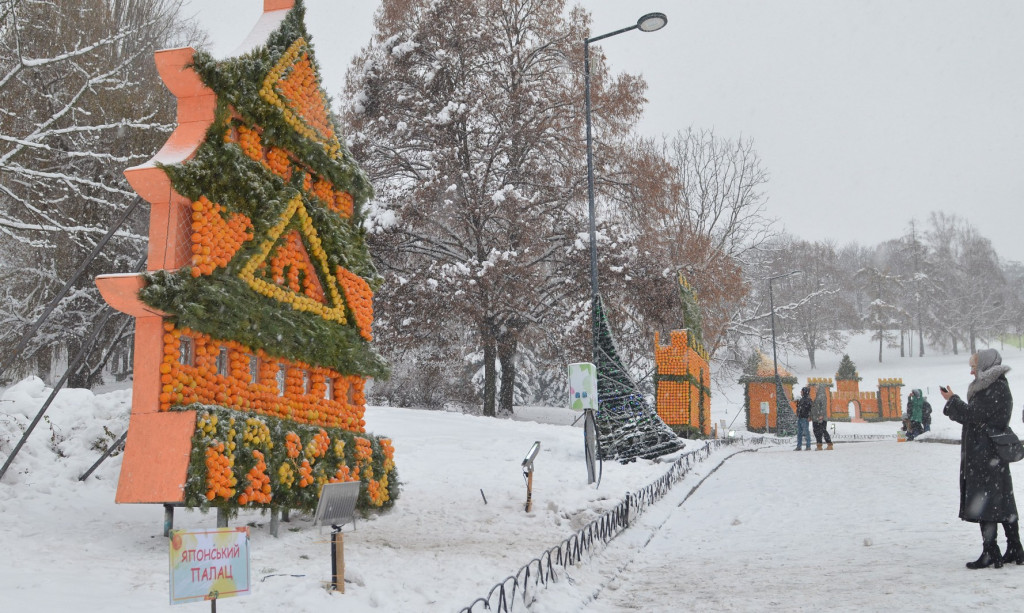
[584,12,667,360]
[768,270,802,431]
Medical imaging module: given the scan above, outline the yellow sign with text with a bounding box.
[169,527,251,605]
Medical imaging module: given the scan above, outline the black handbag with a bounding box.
[990,427,1024,463]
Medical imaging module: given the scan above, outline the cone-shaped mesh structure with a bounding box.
[775,379,798,436]
[592,295,687,462]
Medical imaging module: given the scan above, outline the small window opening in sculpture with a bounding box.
[216,347,229,377]
[178,336,193,366]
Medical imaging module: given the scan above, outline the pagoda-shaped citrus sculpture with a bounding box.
[94,0,396,515]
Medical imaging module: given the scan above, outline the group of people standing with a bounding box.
[787,349,1021,572]
[941,348,1023,569]
[795,386,833,451]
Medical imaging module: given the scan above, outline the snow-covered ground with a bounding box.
[2,333,1023,611]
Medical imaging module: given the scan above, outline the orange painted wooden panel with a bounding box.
[115,410,196,503]
[124,123,210,203]
[95,275,166,417]
[165,193,192,270]
[131,317,165,415]
[748,383,774,429]
[265,0,295,10]
[154,47,215,111]
[95,274,167,318]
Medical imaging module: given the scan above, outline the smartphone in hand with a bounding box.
[939,386,949,394]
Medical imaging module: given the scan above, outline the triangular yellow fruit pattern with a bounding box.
[256,228,328,304]
[260,37,342,159]
[238,194,347,324]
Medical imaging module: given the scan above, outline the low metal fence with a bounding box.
[457,430,912,612]
[742,433,896,444]
[457,438,741,613]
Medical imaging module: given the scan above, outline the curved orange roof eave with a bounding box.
[95,274,168,318]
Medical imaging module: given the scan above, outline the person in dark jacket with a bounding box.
[907,389,926,440]
[941,348,1022,569]
[795,387,812,451]
[811,384,833,450]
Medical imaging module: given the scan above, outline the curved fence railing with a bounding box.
[457,430,910,612]
[457,438,742,613]
[742,433,897,445]
[829,433,898,441]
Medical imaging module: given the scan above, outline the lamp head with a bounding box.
[637,12,668,32]
[522,441,541,469]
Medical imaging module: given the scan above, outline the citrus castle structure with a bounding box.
[95,0,397,515]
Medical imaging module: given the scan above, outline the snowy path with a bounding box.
[538,441,1024,612]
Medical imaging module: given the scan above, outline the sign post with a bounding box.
[169,527,251,609]
[522,441,540,512]
[568,362,599,484]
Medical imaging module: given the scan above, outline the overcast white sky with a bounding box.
[182,0,1024,264]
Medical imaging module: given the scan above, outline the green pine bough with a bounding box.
[182,404,398,515]
[140,271,388,379]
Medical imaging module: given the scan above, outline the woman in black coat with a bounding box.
[941,348,1021,569]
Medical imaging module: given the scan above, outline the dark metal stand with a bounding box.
[0,307,117,481]
[78,430,127,481]
[164,504,174,537]
[584,409,597,484]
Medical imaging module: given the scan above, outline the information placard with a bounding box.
[568,362,598,411]
[169,527,251,605]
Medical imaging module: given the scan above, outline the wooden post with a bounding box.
[331,530,345,593]
[524,469,534,513]
[216,507,228,528]
[270,506,279,538]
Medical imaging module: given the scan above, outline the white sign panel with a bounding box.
[568,362,598,411]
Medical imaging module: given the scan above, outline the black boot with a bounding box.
[967,543,1004,569]
[1002,520,1024,565]
[967,522,1004,569]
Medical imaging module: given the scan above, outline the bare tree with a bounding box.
[0,0,202,384]
[771,238,854,369]
[923,212,1008,354]
[608,129,774,370]
[660,128,774,267]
